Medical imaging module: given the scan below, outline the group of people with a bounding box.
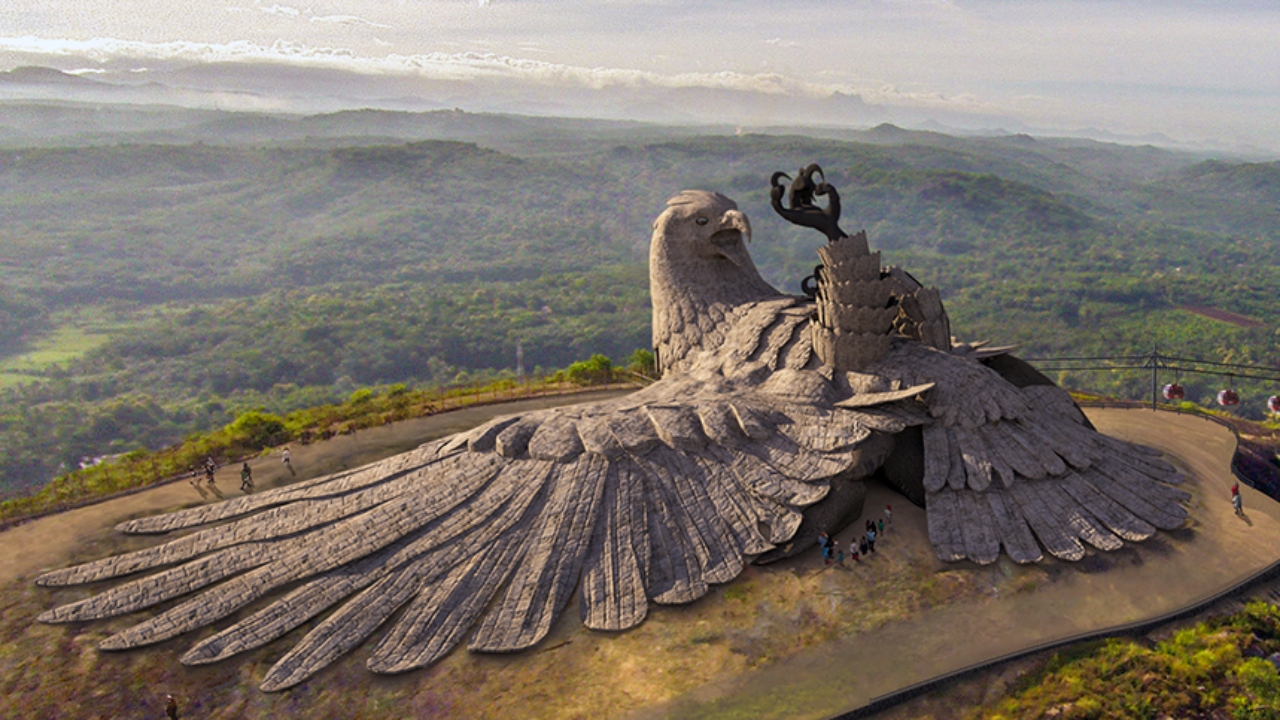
[182,446,298,498]
[819,504,893,566]
[186,458,217,489]
[186,457,256,493]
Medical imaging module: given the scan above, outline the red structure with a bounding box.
[1218,388,1240,406]
[1162,383,1185,400]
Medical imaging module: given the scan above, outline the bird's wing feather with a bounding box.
[871,341,1188,565]
[38,349,880,690]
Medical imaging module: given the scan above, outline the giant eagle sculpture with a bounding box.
[37,169,1188,691]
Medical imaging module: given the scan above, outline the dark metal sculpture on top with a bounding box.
[771,164,847,242]
[36,168,1189,692]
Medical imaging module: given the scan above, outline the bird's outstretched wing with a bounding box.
[36,298,908,691]
[856,340,1190,565]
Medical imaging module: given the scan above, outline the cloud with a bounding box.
[309,15,393,29]
[259,5,302,18]
[0,33,1029,117]
[0,36,772,88]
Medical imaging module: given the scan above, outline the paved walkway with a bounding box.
[0,389,630,585]
[631,408,1280,720]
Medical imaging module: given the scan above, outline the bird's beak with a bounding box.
[711,210,753,266]
[723,210,751,243]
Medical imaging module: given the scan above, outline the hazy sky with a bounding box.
[1,1,1278,150]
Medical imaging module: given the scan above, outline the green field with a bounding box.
[0,319,119,388]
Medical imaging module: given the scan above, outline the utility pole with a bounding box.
[1151,346,1157,411]
[1142,345,1161,412]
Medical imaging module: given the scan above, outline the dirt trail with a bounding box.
[0,389,630,585]
[632,408,1280,720]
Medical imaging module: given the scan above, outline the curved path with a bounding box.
[0,389,631,585]
[631,408,1280,720]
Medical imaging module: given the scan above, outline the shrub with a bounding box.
[565,354,614,385]
[227,411,288,450]
[626,348,656,379]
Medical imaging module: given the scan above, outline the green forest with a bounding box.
[1,107,1278,498]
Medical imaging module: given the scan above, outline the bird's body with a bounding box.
[37,188,1187,692]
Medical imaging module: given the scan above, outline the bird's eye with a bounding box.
[695,217,709,225]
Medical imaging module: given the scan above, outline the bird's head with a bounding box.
[648,189,780,375]
[651,190,755,271]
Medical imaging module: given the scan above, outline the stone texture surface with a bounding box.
[37,188,1191,692]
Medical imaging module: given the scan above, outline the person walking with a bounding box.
[885,504,893,529]
[240,462,253,493]
[165,694,179,720]
[1233,490,1244,516]
[859,536,869,557]
[867,526,877,553]
[877,518,885,536]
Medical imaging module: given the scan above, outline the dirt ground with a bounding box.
[2,403,1274,720]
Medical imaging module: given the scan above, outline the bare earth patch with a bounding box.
[1179,305,1266,328]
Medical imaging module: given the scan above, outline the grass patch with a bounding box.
[0,306,140,385]
[971,601,1280,720]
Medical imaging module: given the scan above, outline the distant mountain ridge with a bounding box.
[0,66,100,85]
[0,63,1267,155]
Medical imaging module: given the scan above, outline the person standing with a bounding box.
[240,462,253,493]
[1234,490,1244,516]
[165,694,179,720]
[884,504,893,529]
